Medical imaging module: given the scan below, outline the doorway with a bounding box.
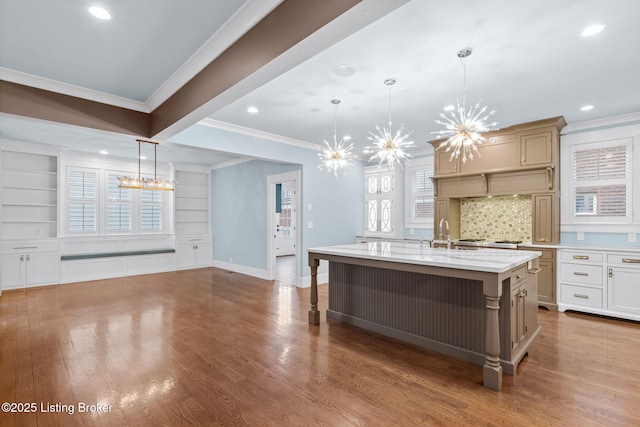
[266,171,301,286]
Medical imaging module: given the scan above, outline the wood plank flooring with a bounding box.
[1,267,639,426]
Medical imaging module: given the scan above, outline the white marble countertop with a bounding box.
[308,241,540,274]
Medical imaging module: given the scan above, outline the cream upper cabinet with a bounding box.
[519,129,555,167]
[433,147,460,176]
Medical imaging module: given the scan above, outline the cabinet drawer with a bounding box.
[510,265,527,286]
[559,263,603,286]
[561,285,602,308]
[607,253,640,267]
[560,251,602,263]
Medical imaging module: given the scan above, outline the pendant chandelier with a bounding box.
[432,48,498,164]
[365,78,414,169]
[118,139,175,191]
[318,99,355,176]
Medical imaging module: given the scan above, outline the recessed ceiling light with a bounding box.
[343,135,351,141]
[443,105,455,111]
[99,150,108,155]
[581,24,604,37]
[580,105,594,111]
[89,6,111,20]
[332,65,356,77]
[247,106,259,114]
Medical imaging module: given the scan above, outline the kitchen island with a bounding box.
[308,241,541,391]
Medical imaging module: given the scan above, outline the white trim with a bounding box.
[209,157,255,170]
[212,260,270,280]
[0,67,148,113]
[562,112,640,134]
[198,118,321,151]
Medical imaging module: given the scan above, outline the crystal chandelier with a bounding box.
[365,78,414,168]
[318,99,355,176]
[432,48,498,164]
[118,139,175,191]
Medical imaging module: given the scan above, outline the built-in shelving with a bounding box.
[175,170,209,235]
[1,151,58,239]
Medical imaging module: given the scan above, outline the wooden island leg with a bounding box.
[308,256,320,325]
[483,284,503,391]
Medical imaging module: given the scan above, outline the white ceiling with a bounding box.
[1,0,639,165]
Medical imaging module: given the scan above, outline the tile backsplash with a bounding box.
[460,196,532,242]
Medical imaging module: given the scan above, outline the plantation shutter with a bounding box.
[573,141,630,218]
[68,170,97,232]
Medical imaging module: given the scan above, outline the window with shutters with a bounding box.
[405,157,434,228]
[569,138,632,223]
[68,169,97,233]
[107,173,131,232]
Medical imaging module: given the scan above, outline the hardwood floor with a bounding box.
[1,268,639,426]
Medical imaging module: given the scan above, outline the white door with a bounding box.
[275,181,296,256]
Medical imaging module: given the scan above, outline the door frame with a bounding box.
[266,170,301,285]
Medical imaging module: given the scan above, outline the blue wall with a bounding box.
[173,125,365,278]
[210,159,300,269]
[561,232,640,248]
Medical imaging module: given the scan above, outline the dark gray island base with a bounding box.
[308,242,541,391]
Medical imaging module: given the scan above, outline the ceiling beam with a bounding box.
[0,80,150,137]
[149,0,363,138]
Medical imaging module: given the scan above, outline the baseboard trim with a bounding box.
[213,260,270,280]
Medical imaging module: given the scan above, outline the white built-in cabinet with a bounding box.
[174,169,212,269]
[558,248,640,321]
[176,235,213,269]
[1,151,58,239]
[1,150,60,291]
[1,240,60,289]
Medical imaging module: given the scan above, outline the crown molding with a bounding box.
[0,67,148,113]
[198,118,322,152]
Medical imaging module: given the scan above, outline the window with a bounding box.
[405,157,434,228]
[107,174,131,232]
[141,190,163,231]
[569,139,632,223]
[68,169,97,232]
[364,167,401,237]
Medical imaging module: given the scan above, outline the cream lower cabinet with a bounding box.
[176,235,213,269]
[1,240,60,290]
[519,247,556,310]
[558,249,640,322]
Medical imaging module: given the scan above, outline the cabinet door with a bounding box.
[434,198,460,239]
[510,283,526,352]
[1,254,25,288]
[536,260,554,304]
[608,267,640,315]
[26,252,59,286]
[176,245,196,269]
[195,244,213,268]
[520,130,553,167]
[525,271,539,340]
[532,194,554,243]
[433,148,460,176]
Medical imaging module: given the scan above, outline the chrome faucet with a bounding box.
[438,218,449,241]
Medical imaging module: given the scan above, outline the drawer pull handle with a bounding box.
[573,255,589,260]
[622,258,640,264]
[574,294,589,299]
[573,272,589,277]
[13,246,38,250]
[528,268,541,274]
